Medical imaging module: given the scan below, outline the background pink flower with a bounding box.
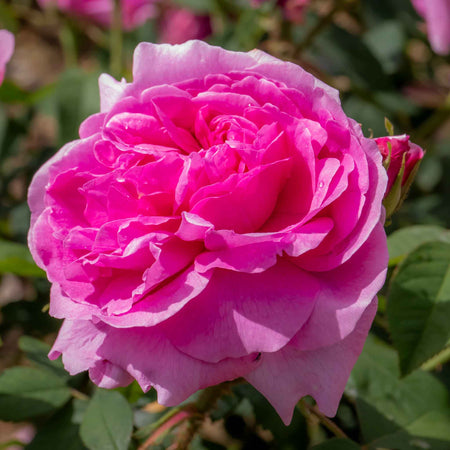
[0,29,14,85]
[28,41,388,424]
[412,0,450,55]
[159,7,212,44]
[252,0,310,23]
[38,0,156,31]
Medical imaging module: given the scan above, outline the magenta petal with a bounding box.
[295,222,387,351]
[50,318,260,406]
[164,260,318,362]
[97,266,211,327]
[89,361,134,389]
[48,319,106,374]
[246,297,377,424]
[99,74,129,112]
[132,41,262,90]
[191,159,291,234]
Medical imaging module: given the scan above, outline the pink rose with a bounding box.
[28,41,388,424]
[159,7,212,45]
[375,134,424,217]
[412,0,450,55]
[0,30,14,85]
[38,0,156,31]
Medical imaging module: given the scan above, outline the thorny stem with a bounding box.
[175,381,240,450]
[298,399,349,439]
[59,21,77,68]
[137,381,242,449]
[138,409,194,450]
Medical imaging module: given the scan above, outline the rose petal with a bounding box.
[165,260,319,362]
[246,296,377,424]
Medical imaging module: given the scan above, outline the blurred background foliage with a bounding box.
[0,0,449,449]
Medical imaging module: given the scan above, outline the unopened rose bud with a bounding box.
[375,134,424,218]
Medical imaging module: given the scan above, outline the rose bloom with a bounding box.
[412,0,450,55]
[38,0,156,31]
[28,41,388,423]
[0,30,14,85]
[159,7,212,45]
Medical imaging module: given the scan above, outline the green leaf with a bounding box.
[0,367,71,421]
[364,21,406,74]
[384,117,395,136]
[19,336,69,379]
[347,335,450,448]
[387,225,450,266]
[80,389,133,450]
[387,241,450,375]
[0,239,46,277]
[310,438,361,450]
[26,403,87,450]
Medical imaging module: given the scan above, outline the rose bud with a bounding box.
[28,41,388,424]
[0,30,14,86]
[375,134,424,218]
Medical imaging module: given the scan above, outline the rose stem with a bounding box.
[70,388,89,401]
[174,382,235,450]
[110,0,123,79]
[138,409,194,450]
[298,399,349,439]
[421,346,450,372]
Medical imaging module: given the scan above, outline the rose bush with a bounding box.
[0,29,14,85]
[28,40,388,423]
[38,0,156,31]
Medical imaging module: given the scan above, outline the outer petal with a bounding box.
[164,260,319,362]
[132,40,261,90]
[132,40,341,109]
[28,135,104,269]
[295,222,387,351]
[246,296,377,424]
[50,319,261,406]
[99,74,129,112]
